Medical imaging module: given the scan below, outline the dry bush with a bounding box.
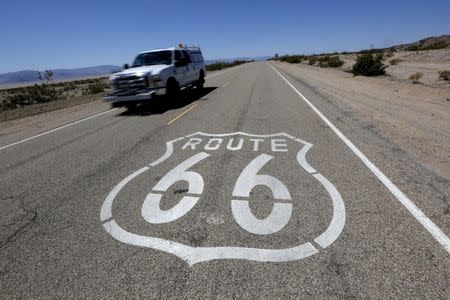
[206,60,251,71]
[351,53,387,76]
[409,72,423,83]
[82,80,108,95]
[389,59,402,65]
[438,70,450,81]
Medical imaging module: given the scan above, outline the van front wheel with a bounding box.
[166,78,180,99]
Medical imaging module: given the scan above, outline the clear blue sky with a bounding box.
[1,0,449,73]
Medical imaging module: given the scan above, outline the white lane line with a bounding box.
[268,62,450,254]
[0,66,243,152]
[0,108,118,151]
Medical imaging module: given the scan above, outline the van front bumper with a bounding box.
[103,87,166,104]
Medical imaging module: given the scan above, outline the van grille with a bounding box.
[114,75,146,90]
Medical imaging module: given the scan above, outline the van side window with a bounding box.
[181,50,192,63]
[190,51,204,63]
[175,50,183,62]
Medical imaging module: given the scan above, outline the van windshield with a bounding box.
[132,51,172,67]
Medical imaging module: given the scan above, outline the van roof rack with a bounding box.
[177,44,201,52]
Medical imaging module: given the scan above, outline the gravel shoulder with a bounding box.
[274,61,450,180]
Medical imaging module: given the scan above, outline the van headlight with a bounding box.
[151,75,162,86]
[109,79,117,89]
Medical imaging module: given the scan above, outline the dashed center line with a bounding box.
[166,102,200,125]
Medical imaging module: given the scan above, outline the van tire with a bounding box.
[196,71,204,90]
[125,103,137,110]
[166,78,180,98]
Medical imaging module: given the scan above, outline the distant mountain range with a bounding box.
[0,56,270,86]
[391,35,450,51]
[0,65,121,86]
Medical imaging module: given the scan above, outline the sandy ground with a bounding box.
[275,60,450,180]
[340,49,450,87]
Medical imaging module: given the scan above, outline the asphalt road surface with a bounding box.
[1,62,449,298]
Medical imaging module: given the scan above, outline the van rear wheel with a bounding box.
[125,102,137,110]
[196,72,204,90]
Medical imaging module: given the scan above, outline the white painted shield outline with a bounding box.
[100,132,346,266]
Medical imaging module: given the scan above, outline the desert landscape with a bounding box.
[273,44,449,182]
[1,40,449,182]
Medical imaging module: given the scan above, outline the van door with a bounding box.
[174,50,189,86]
[181,50,196,84]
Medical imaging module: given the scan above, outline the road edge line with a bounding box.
[267,62,450,254]
[0,108,118,151]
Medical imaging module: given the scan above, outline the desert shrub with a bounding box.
[422,41,449,50]
[206,60,251,71]
[72,78,107,85]
[406,41,449,51]
[82,80,108,95]
[438,70,450,81]
[405,45,419,51]
[389,59,402,65]
[330,56,344,68]
[384,52,395,58]
[409,72,423,83]
[319,61,328,68]
[359,48,385,54]
[320,56,344,68]
[4,83,58,109]
[274,55,305,64]
[62,81,77,91]
[351,53,387,76]
[308,56,318,65]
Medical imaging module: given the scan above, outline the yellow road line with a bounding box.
[166,102,199,125]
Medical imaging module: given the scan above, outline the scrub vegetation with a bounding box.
[206,60,253,71]
[389,59,402,65]
[351,53,387,77]
[409,72,423,83]
[0,72,108,111]
[438,70,450,81]
[275,54,344,68]
[405,41,448,51]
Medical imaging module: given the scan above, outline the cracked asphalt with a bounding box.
[0,62,449,298]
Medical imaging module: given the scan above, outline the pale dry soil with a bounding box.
[275,61,450,180]
[340,49,450,86]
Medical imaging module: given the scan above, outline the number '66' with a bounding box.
[141,152,292,235]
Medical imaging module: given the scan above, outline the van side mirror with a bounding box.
[123,64,129,70]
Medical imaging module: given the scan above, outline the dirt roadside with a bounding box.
[0,68,227,148]
[0,93,103,122]
[274,61,450,180]
[0,99,112,147]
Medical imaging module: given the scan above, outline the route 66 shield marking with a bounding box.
[100,132,346,265]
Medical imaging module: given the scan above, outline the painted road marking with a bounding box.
[0,108,119,151]
[166,102,199,125]
[0,66,244,152]
[268,62,450,254]
[101,132,346,265]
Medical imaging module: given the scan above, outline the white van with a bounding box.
[104,45,206,108]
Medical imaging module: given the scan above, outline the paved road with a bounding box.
[1,62,449,298]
